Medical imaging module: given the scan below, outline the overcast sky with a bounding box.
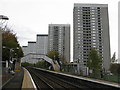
[0,0,119,61]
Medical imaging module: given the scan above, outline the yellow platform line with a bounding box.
[22,68,37,90]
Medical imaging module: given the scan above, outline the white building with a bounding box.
[22,34,48,56]
[36,34,48,54]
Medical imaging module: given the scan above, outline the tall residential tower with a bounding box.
[48,24,70,63]
[73,4,111,71]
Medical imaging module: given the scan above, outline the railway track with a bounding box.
[27,67,120,90]
[27,67,86,90]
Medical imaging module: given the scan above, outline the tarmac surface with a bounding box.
[2,68,24,90]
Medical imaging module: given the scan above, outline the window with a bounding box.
[91,20,95,22]
[78,28,80,30]
[97,7,100,9]
[91,12,95,14]
[92,31,96,33]
[93,43,96,45]
[91,23,95,25]
[92,15,95,17]
[93,46,96,48]
[92,17,95,19]
[91,9,95,11]
[93,37,96,39]
[93,40,96,42]
[92,34,96,36]
[99,31,101,33]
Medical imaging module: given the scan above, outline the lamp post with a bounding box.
[2,46,19,72]
[0,15,9,20]
[0,15,9,30]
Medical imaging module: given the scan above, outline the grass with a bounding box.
[62,71,120,83]
[101,75,120,83]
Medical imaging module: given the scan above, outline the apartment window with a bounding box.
[98,26,101,28]
[97,7,100,9]
[91,20,95,22]
[92,31,96,33]
[98,15,100,17]
[78,28,80,30]
[93,40,96,42]
[98,20,101,22]
[54,26,58,29]
[91,7,96,9]
[98,23,101,25]
[93,37,96,39]
[91,9,95,11]
[83,51,86,53]
[91,23,95,25]
[92,17,96,19]
[99,31,101,33]
[91,12,95,14]
[93,43,96,45]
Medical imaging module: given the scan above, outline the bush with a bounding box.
[21,62,33,67]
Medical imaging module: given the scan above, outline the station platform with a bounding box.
[22,68,36,89]
[2,67,24,90]
[2,67,36,90]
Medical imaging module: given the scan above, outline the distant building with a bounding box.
[36,34,48,54]
[22,46,28,56]
[73,3,111,72]
[48,24,70,63]
[22,34,48,56]
[28,41,36,54]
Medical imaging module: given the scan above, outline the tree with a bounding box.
[110,63,120,75]
[46,51,61,70]
[35,60,51,69]
[46,51,59,63]
[87,48,102,78]
[2,27,23,63]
